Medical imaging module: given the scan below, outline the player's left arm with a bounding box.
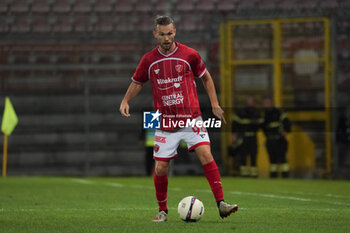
[201,71,227,124]
[281,111,291,137]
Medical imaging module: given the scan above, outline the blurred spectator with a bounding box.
[227,130,243,174]
[336,107,350,168]
[140,128,155,176]
[230,95,261,177]
[262,96,291,178]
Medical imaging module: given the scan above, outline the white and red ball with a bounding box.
[177,196,205,222]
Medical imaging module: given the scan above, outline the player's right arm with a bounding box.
[120,54,149,117]
[119,82,143,117]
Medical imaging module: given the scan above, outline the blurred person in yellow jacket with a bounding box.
[261,96,291,178]
[230,96,261,177]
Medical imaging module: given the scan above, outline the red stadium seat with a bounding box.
[337,21,349,33]
[115,0,133,13]
[155,0,170,13]
[35,53,51,64]
[342,0,350,7]
[339,21,350,35]
[196,0,215,12]
[32,16,51,33]
[138,15,153,32]
[0,1,8,13]
[10,0,29,13]
[304,21,314,31]
[298,0,318,10]
[338,38,350,59]
[177,15,196,32]
[75,16,94,32]
[115,17,135,32]
[97,53,116,64]
[11,16,30,33]
[209,42,219,62]
[74,0,92,13]
[0,16,9,33]
[52,17,73,33]
[32,0,50,13]
[237,0,257,11]
[259,0,277,10]
[176,0,195,12]
[94,0,113,13]
[135,0,153,13]
[320,0,339,9]
[217,0,236,12]
[95,16,114,32]
[278,0,297,10]
[52,0,71,13]
[56,53,71,64]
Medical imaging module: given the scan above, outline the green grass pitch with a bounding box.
[1,177,350,233]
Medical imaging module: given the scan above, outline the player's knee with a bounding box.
[155,161,169,176]
[197,150,214,165]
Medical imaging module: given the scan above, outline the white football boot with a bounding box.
[218,201,238,219]
[152,210,168,222]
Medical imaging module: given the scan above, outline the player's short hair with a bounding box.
[154,15,175,30]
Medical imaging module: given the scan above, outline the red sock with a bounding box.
[154,173,168,211]
[203,160,224,202]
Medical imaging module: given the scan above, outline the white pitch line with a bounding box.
[69,179,350,207]
[105,182,125,188]
[130,185,153,190]
[281,191,350,200]
[169,187,181,191]
[229,191,311,202]
[195,188,312,202]
[0,207,177,212]
[227,191,350,207]
[2,206,349,213]
[110,207,177,211]
[105,183,183,192]
[326,201,350,206]
[71,178,94,185]
[195,189,211,193]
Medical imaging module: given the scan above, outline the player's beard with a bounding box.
[160,41,173,53]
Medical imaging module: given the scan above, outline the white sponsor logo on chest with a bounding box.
[161,93,184,106]
[157,76,183,85]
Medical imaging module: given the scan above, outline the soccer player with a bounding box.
[119,15,238,222]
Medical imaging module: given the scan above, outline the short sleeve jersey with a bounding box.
[132,43,207,130]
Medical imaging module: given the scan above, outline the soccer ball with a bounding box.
[177,196,204,222]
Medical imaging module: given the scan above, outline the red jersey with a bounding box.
[132,43,207,130]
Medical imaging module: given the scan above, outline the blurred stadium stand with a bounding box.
[0,0,349,177]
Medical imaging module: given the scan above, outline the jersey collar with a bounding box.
[157,43,178,57]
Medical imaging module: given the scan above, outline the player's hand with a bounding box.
[119,101,130,117]
[212,105,227,124]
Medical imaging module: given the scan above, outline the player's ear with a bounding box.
[153,29,157,38]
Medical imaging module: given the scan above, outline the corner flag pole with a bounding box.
[1,97,19,178]
[2,134,7,177]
